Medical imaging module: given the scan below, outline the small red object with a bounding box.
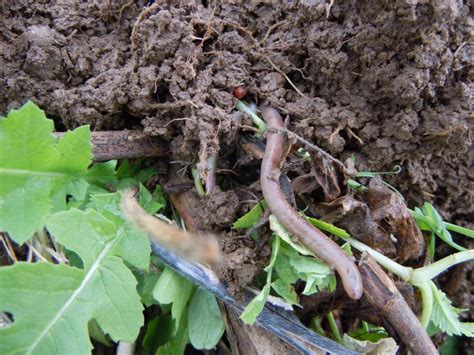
[233,84,247,99]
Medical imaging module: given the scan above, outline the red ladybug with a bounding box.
[233,84,247,99]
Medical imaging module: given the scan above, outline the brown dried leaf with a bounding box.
[311,151,343,202]
[366,177,425,261]
[316,195,397,257]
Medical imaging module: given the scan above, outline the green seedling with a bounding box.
[192,167,206,197]
[348,165,404,199]
[239,208,335,324]
[410,202,471,254]
[235,100,268,133]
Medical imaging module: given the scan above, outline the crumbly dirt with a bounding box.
[1,0,472,350]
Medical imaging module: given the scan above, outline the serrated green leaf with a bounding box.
[0,178,52,243]
[241,237,280,324]
[233,201,266,230]
[54,126,92,172]
[0,208,144,355]
[153,267,194,330]
[274,253,299,285]
[430,282,473,336]
[88,192,151,271]
[188,289,225,349]
[0,102,94,243]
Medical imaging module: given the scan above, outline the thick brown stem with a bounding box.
[359,253,438,355]
[259,106,362,300]
[55,130,165,161]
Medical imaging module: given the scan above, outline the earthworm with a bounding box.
[259,106,363,300]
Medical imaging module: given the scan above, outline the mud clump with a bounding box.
[1,0,472,349]
[1,1,471,220]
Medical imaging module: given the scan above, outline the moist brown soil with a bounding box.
[1,0,472,351]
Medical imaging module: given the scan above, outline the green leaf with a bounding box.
[0,178,52,243]
[289,255,332,276]
[264,235,281,272]
[0,207,145,354]
[269,215,313,255]
[240,284,271,325]
[188,289,225,349]
[306,216,351,239]
[439,335,461,355]
[445,222,474,239]
[274,253,299,285]
[430,282,473,336]
[142,314,174,354]
[241,237,280,324]
[86,160,117,187]
[88,319,112,346]
[233,201,267,229]
[136,271,161,307]
[88,192,151,271]
[156,314,188,355]
[271,279,299,305]
[153,267,194,330]
[412,203,466,252]
[139,183,166,214]
[349,321,389,342]
[143,313,189,355]
[0,102,94,243]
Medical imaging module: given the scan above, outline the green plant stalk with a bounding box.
[235,100,268,133]
[445,222,474,238]
[411,249,474,284]
[347,178,368,192]
[346,238,474,328]
[344,238,413,281]
[192,168,205,197]
[327,311,342,343]
[356,165,401,177]
[417,281,434,327]
[409,209,474,239]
